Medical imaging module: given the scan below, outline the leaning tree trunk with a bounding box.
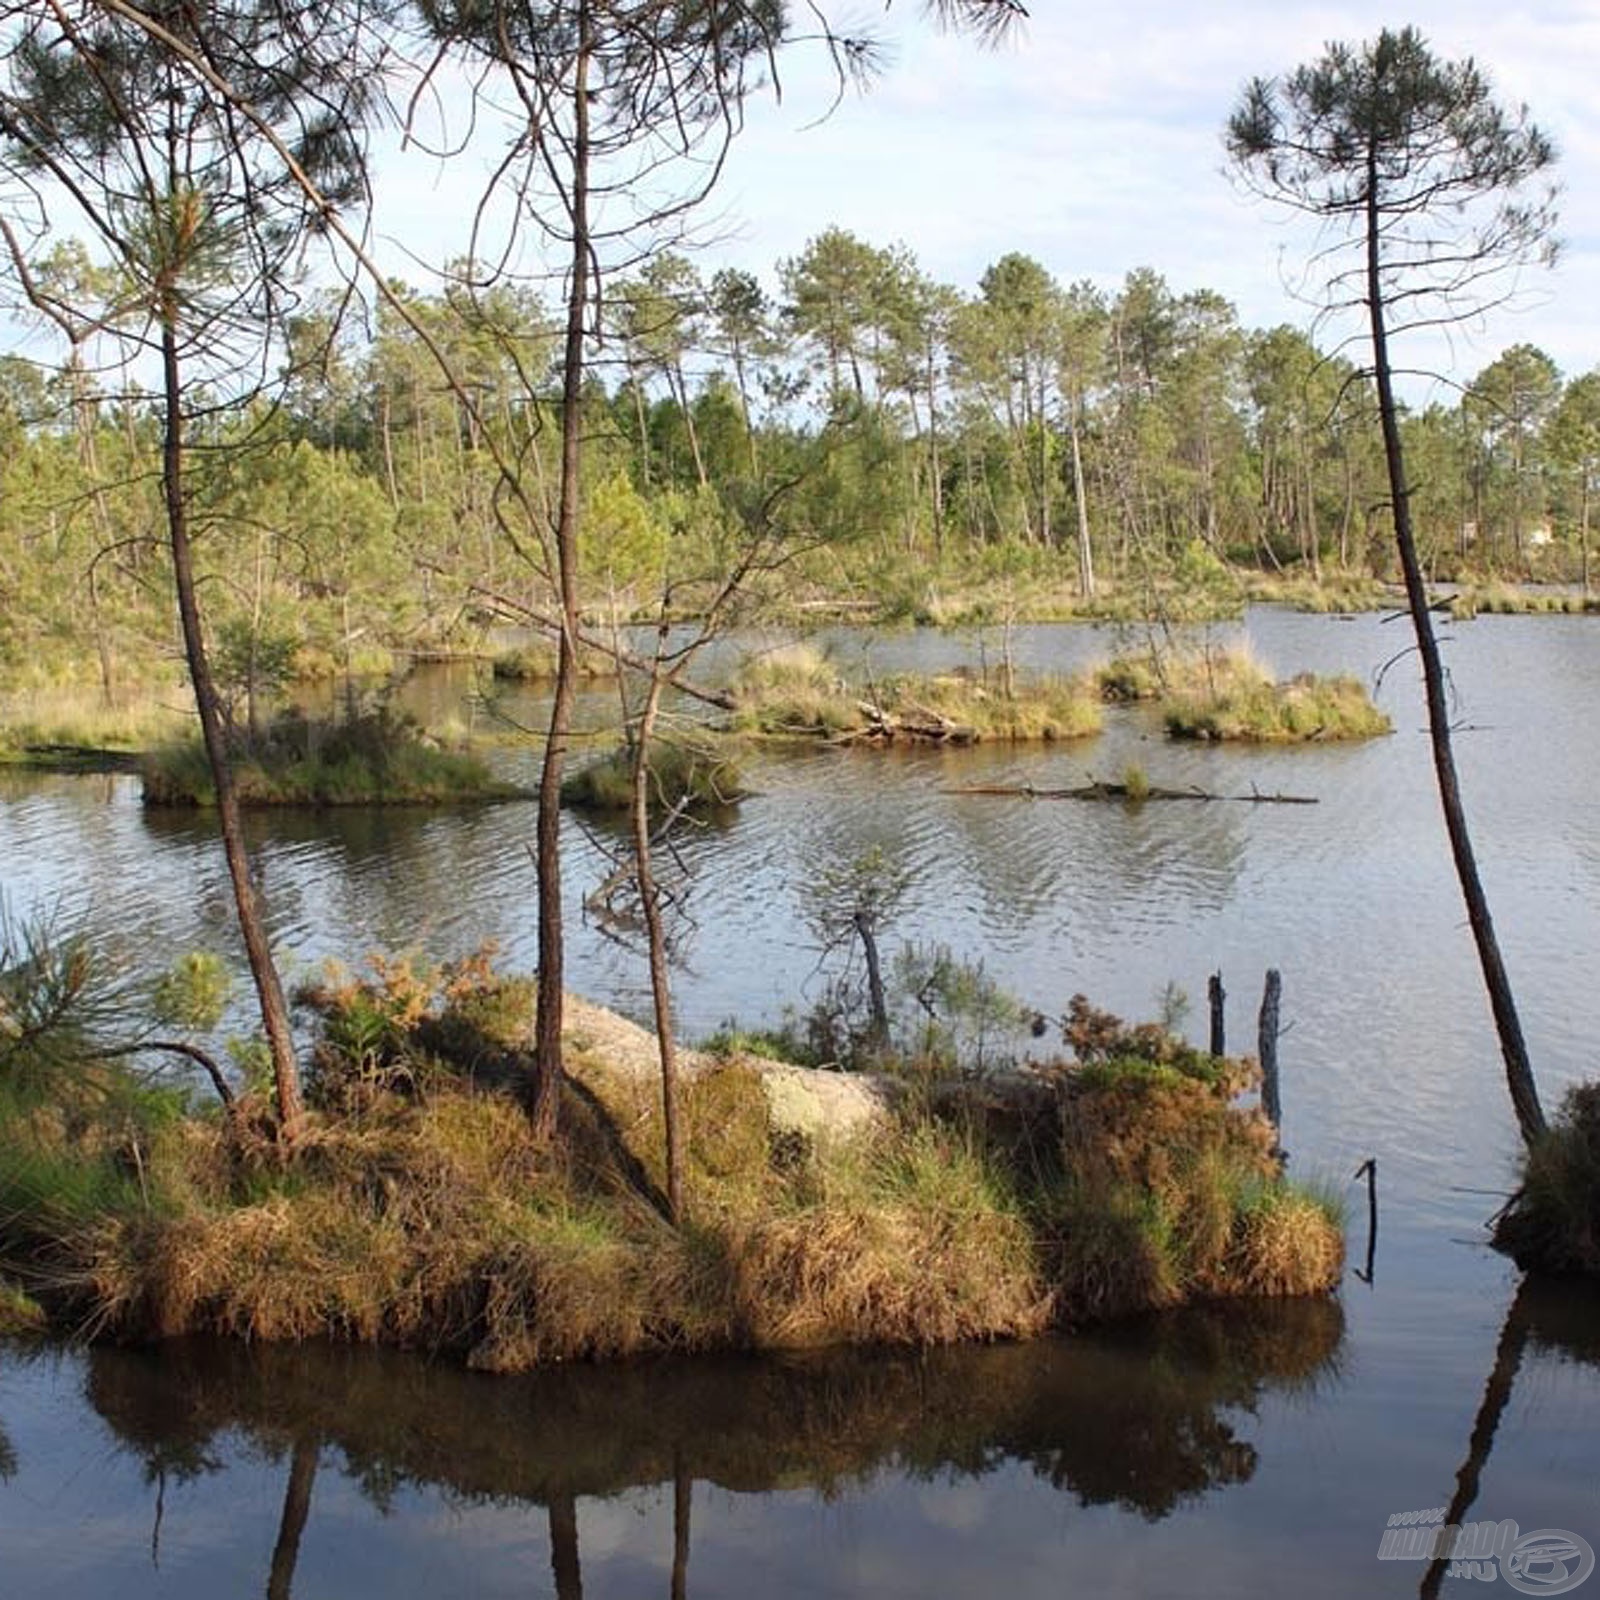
[531,10,593,1141]
[1365,161,1544,1146]
[161,320,303,1140]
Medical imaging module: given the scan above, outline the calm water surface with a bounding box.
[3,608,1600,1597]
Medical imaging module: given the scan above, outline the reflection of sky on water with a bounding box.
[4,609,1600,1596]
[1,1275,1597,1598]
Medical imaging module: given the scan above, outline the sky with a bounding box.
[370,0,1600,400]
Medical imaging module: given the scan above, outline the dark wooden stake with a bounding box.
[1208,971,1226,1057]
[1258,968,1283,1138]
[1353,1157,1378,1285]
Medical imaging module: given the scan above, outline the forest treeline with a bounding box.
[6,230,1599,693]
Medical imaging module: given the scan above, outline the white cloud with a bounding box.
[353,2,1598,382]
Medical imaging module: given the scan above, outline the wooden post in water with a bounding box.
[1352,1158,1378,1284]
[1258,968,1283,1140]
[1208,971,1226,1057]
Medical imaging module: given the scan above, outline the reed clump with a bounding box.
[1449,584,1600,620]
[490,641,614,681]
[1094,645,1388,743]
[722,645,860,739]
[1245,573,1394,613]
[0,686,194,769]
[141,707,526,806]
[1164,662,1388,742]
[0,1276,45,1332]
[1039,996,1343,1318]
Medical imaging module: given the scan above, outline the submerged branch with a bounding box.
[945,781,1319,804]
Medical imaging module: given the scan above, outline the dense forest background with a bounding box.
[6,230,1597,697]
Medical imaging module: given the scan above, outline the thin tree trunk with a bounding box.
[1208,971,1225,1058]
[628,351,651,489]
[72,349,119,708]
[730,343,759,474]
[630,660,684,1225]
[1069,396,1094,598]
[855,910,888,1049]
[87,561,118,710]
[378,390,399,507]
[671,360,707,488]
[531,12,593,1141]
[1037,367,1051,547]
[1340,445,1355,570]
[1365,159,1544,1146]
[1303,450,1321,581]
[1581,470,1591,597]
[161,320,303,1139]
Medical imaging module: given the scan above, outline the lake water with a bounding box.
[2,607,1599,1597]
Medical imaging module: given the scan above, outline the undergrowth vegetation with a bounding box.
[0,932,1344,1369]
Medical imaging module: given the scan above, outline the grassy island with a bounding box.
[1093,647,1390,743]
[141,708,527,807]
[561,737,746,815]
[0,940,1343,1370]
[1165,671,1390,743]
[723,647,1102,746]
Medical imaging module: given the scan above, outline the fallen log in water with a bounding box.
[944,780,1318,804]
[840,699,980,746]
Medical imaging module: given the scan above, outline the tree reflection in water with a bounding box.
[79,1296,1343,1595]
[1420,1276,1600,1600]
